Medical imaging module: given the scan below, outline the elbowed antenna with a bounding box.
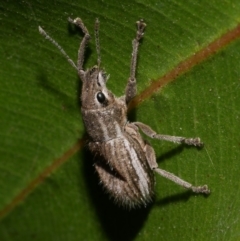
[94,18,101,68]
[38,26,78,71]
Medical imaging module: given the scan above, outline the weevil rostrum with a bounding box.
[39,17,210,209]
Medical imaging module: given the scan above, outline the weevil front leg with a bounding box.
[125,20,146,104]
[68,17,91,73]
[144,142,210,194]
[134,122,203,146]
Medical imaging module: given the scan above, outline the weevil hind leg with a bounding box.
[125,20,146,104]
[134,122,203,146]
[154,168,210,194]
[144,142,210,194]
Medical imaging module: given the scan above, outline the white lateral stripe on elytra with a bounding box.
[123,139,149,197]
[114,121,122,137]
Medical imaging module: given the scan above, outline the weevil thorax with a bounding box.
[80,67,127,142]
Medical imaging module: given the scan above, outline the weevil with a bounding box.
[39,17,210,208]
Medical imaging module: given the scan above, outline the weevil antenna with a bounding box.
[38,26,78,71]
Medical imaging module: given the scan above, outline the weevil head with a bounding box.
[79,66,114,109]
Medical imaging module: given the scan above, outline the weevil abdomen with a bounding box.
[89,126,155,208]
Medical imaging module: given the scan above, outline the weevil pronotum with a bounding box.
[39,17,210,208]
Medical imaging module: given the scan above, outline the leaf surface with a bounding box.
[0,1,240,240]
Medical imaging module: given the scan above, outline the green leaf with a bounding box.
[1,1,240,240]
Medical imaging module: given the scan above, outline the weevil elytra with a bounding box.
[39,17,210,208]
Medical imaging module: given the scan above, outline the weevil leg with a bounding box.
[134,122,203,146]
[144,142,210,194]
[68,17,91,72]
[125,20,146,104]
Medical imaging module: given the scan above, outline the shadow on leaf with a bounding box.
[79,141,206,241]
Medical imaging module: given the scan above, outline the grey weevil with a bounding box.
[39,17,210,208]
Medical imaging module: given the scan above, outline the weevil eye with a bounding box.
[96,92,106,103]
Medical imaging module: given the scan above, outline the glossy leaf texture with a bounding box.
[0,1,240,241]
